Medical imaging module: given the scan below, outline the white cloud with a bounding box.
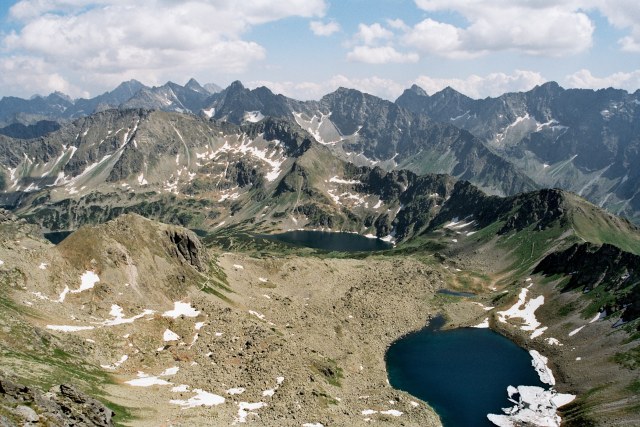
[354,23,394,45]
[310,20,340,36]
[403,18,476,59]
[410,0,594,57]
[565,69,640,92]
[595,0,640,52]
[0,55,87,97]
[414,70,548,99]
[248,75,406,101]
[1,0,327,97]
[347,46,419,64]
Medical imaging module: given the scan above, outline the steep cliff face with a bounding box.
[534,243,640,322]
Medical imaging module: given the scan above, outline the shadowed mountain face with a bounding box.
[397,82,640,224]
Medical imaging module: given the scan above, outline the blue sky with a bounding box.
[0,0,638,100]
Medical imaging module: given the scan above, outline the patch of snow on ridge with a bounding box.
[497,288,547,338]
[46,325,95,332]
[163,329,180,342]
[163,301,200,318]
[568,325,585,337]
[170,389,225,408]
[125,368,177,387]
[243,111,264,123]
[235,401,267,424]
[58,271,100,302]
[329,176,361,185]
[101,355,128,370]
[589,311,605,323]
[102,305,155,326]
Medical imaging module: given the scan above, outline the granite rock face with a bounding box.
[0,377,114,427]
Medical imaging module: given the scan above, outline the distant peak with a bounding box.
[185,78,207,93]
[408,84,428,97]
[432,86,468,100]
[534,81,562,92]
[228,80,245,90]
[48,91,73,102]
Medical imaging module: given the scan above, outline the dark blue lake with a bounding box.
[44,230,73,244]
[263,230,392,252]
[386,319,544,427]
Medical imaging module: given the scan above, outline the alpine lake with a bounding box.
[265,230,548,427]
[45,228,547,425]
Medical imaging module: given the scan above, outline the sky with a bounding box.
[0,0,639,100]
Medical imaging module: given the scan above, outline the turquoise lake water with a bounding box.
[386,318,544,427]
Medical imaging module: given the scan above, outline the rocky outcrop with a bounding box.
[165,227,207,272]
[0,377,114,427]
[534,243,640,322]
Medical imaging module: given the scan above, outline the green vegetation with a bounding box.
[627,379,640,394]
[612,346,640,370]
[312,358,343,387]
[570,204,640,256]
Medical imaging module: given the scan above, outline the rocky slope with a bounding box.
[1,210,490,426]
[397,82,640,224]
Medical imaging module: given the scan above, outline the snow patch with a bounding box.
[589,311,605,323]
[101,305,154,326]
[568,325,585,337]
[46,325,95,332]
[163,301,200,319]
[101,355,128,370]
[243,111,265,123]
[170,389,225,408]
[487,385,575,427]
[226,387,246,395]
[58,271,100,302]
[473,318,490,328]
[497,288,546,338]
[329,176,361,185]
[380,409,403,417]
[235,402,267,424]
[530,350,555,386]
[125,369,176,387]
[163,329,180,342]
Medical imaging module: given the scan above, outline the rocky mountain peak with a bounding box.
[185,78,207,94]
[408,84,428,96]
[228,80,246,91]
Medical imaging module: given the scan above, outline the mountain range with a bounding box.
[1,79,638,226]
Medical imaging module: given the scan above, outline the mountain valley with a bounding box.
[0,81,639,427]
